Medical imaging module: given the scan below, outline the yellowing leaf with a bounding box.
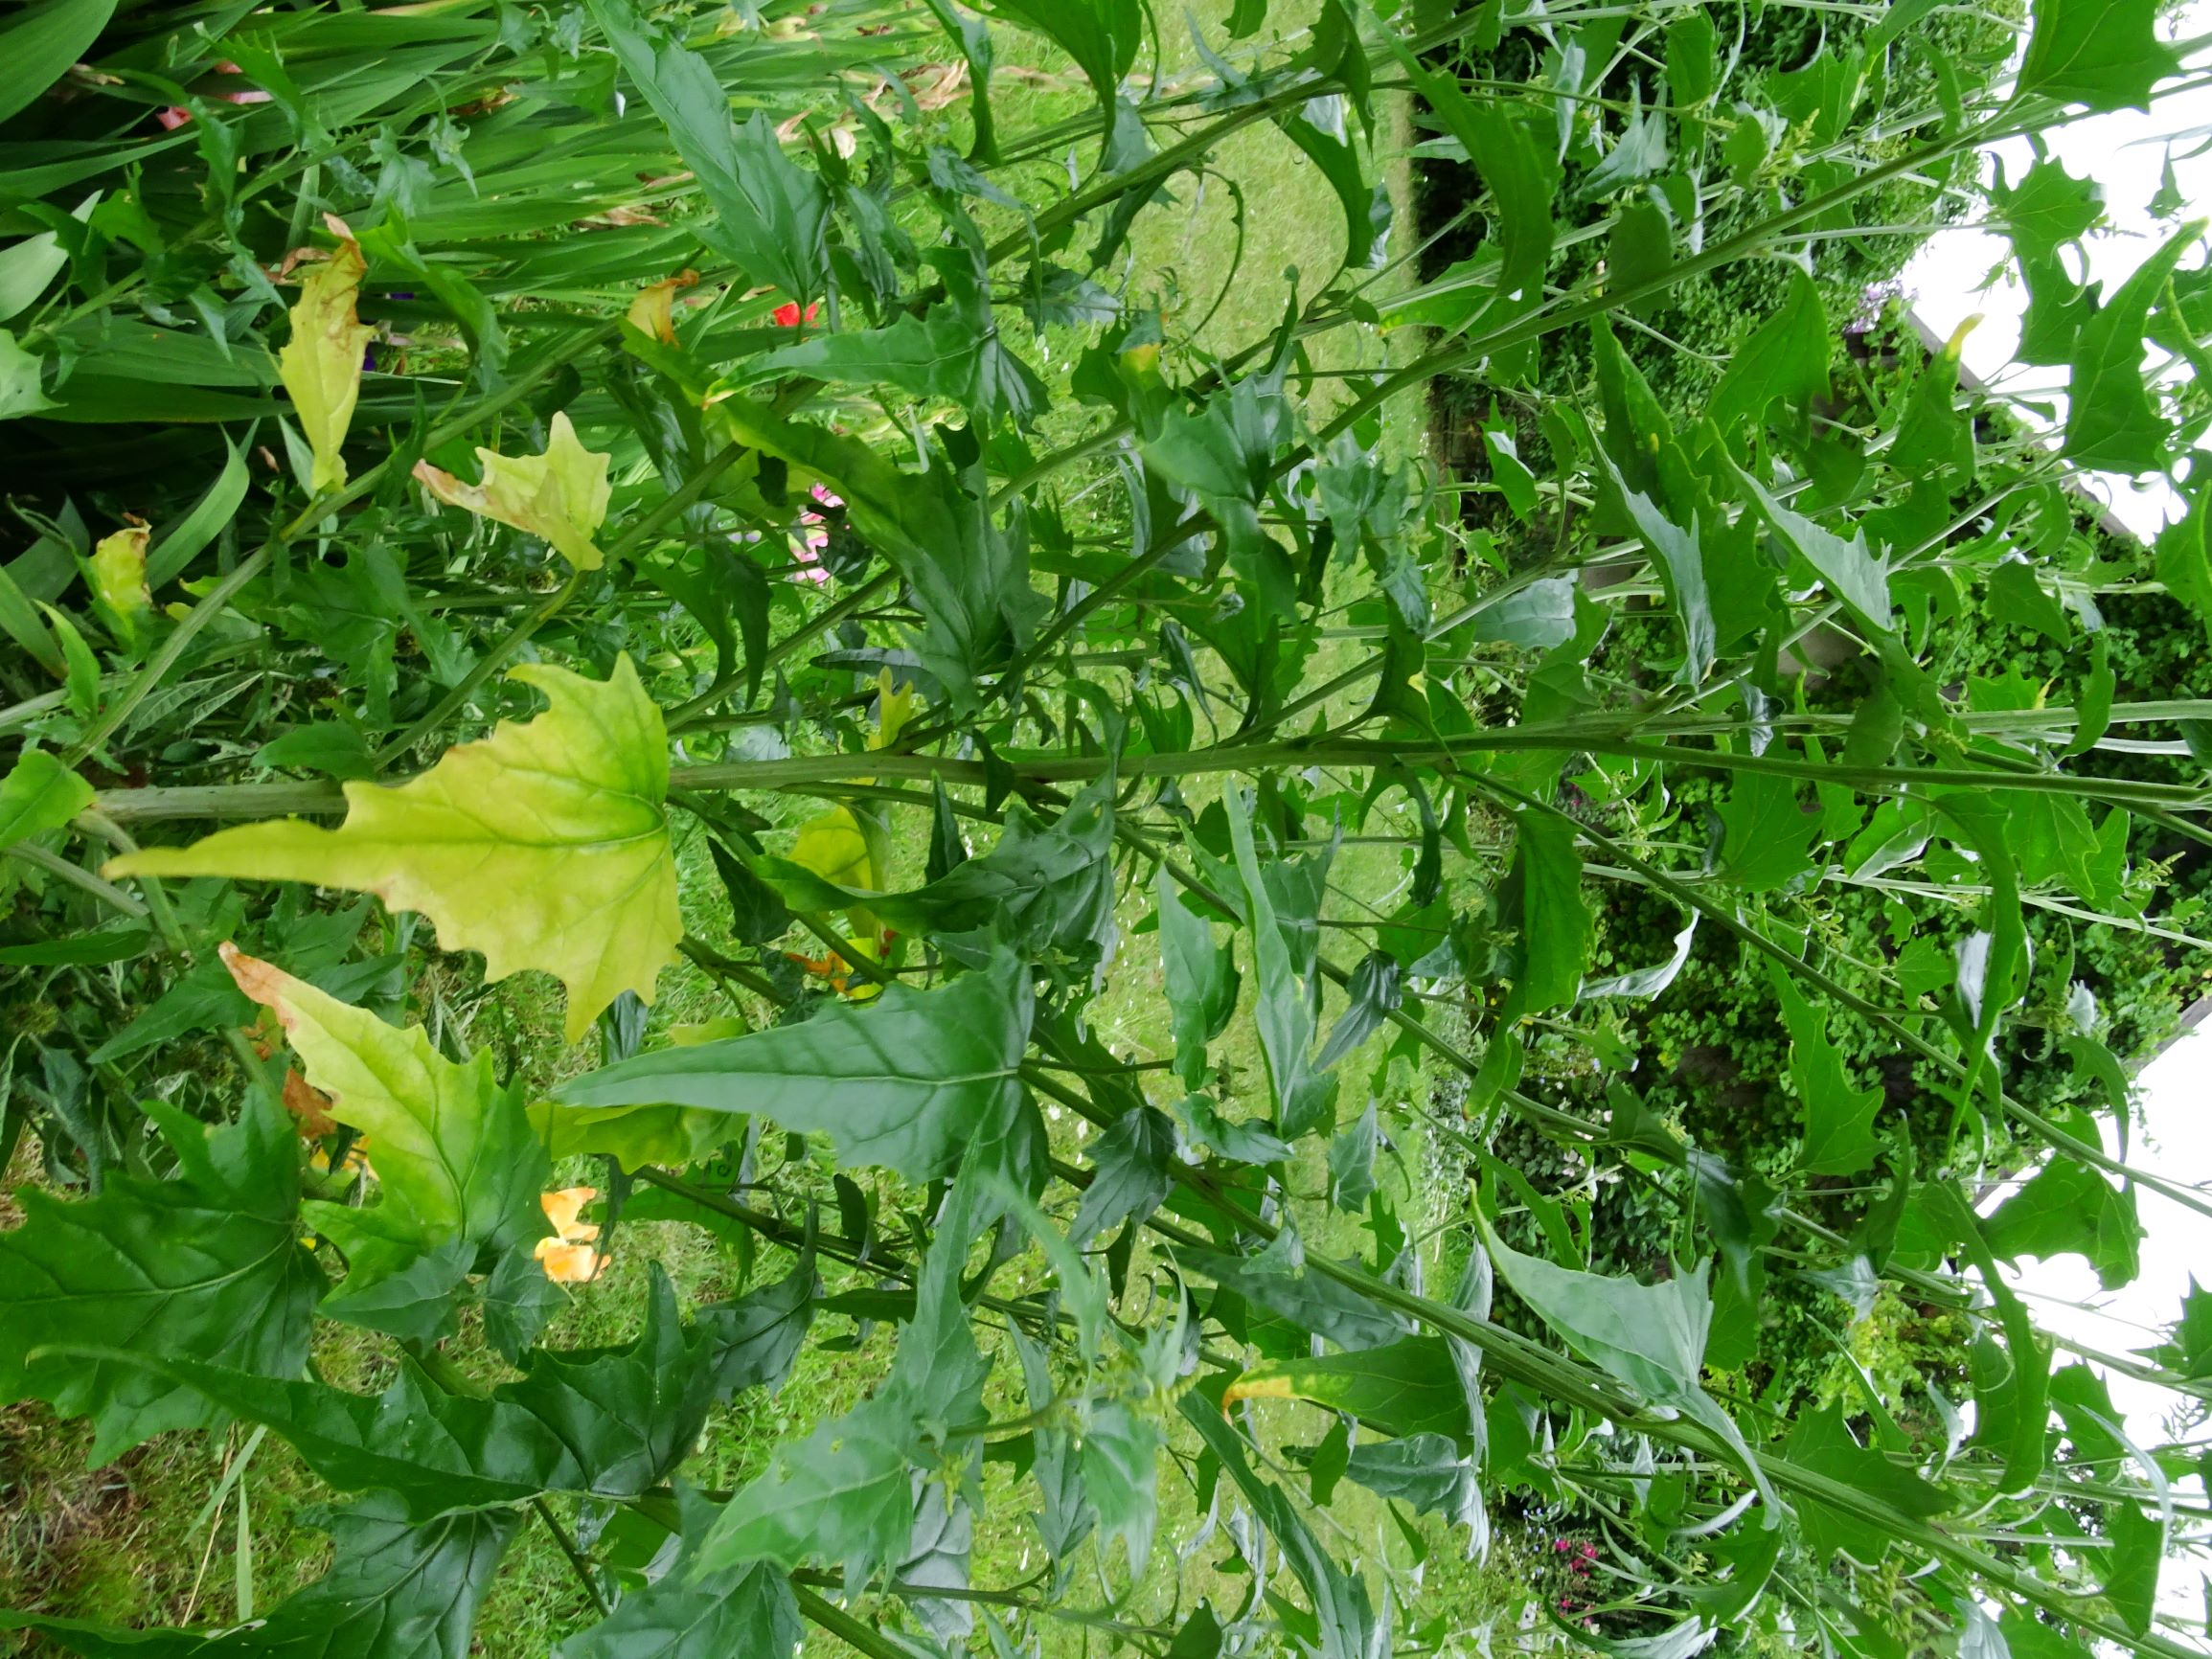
[868,667,918,752]
[771,672,914,976]
[789,807,875,891]
[108,657,680,1038]
[626,268,698,344]
[787,803,885,976]
[526,1096,731,1171]
[86,526,150,642]
[413,411,613,572]
[278,218,373,495]
[220,944,546,1249]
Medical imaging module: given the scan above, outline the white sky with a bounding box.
[1903,12,2212,537]
[1901,8,2212,1625]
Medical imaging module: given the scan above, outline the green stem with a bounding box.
[90,723,2207,839]
[532,1495,610,1622]
[376,574,582,769]
[2,839,149,919]
[794,1584,924,1659]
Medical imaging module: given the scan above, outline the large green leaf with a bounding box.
[130,1266,732,1519]
[1341,1432,1481,1529]
[1223,1339,1471,1440]
[697,1255,818,1399]
[0,1094,322,1463]
[1924,1182,2053,1492]
[556,1490,801,1659]
[700,1159,992,1586]
[1142,375,1300,621]
[1609,468,1713,686]
[589,0,827,302]
[708,398,1045,705]
[1475,1208,1709,1406]
[108,659,681,1039]
[755,774,1116,969]
[1707,267,1829,439]
[1180,1388,1387,1659]
[1071,1104,1177,1244]
[1995,156,2105,268]
[1277,99,1391,271]
[1475,1207,1777,1511]
[146,1357,590,1517]
[1771,965,1883,1176]
[0,747,92,845]
[1730,459,1889,627]
[2016,0,2179,112]
[557,953,1032,1182]
[1716,772,1817,893]
[1507,809,1589,1013]
[2064,223,2199,474]
[1934,793,2027,1111]
[988,0,1143,128]
[2,1493,516,1658]
[1778,1404,1950,1563]
[1082,1398,1161,1577]
[1984,1158,2143,1291]
[1191,1227,1413,1353]
[1227,790,1335,1140]
[1158,863,1240,1088]
[741,253,1045,429]
[217,947,547,1330]
[0,0,121,127]
[1396,61,1557,350]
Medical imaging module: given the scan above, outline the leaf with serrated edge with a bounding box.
[107,658,679,1038]
[2,1492,515,1659]
[222,945,546,1247]
[414,411,612,572]
[0,1094,323,1463]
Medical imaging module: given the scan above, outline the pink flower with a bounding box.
[788,530,830,584]
[155,106,193,129]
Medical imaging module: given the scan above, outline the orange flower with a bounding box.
[536,1240,604,1284]
[535,1186,605,1284]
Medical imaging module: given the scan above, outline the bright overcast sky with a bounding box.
[1901,3,2212,1620]
[1904,10,2212,539]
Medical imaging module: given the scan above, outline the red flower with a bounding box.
[771,300,821,328]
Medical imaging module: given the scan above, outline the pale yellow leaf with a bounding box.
[87,527,150,643]
[413,411,612,572]
[625,268,698,344]
[109,656,680,1039]
[221,943,543,1244]
[277,223,373,495]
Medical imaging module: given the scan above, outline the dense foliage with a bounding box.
[3,0,2212,1654]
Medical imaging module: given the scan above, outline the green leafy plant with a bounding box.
[3,0,2211,1654]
